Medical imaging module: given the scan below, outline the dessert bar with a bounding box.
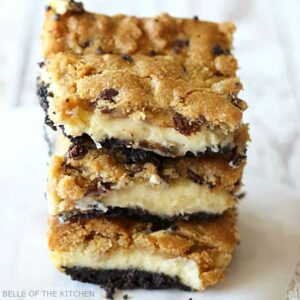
[39,6,247,157]
[48,209,238,295]
[48,134,246,223]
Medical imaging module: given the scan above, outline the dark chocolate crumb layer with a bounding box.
[58,206,219,229]
[100,137,234,160]
[100,138,164,166]
[36,80,57,131]
[63,267,191,299]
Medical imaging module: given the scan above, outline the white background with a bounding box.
[0,0,300,299]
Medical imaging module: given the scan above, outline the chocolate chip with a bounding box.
[70,1,84,13]
[96,47,104,55]
[193,15,199,21]
[72,133,94,145]
[99,107,114,114]
[98,88,119,102]
[45,5,51,11]
[229,147,246,168]
[53,13,60,21]
[172,39,189,53]
[230,94,244,109]
[211,44,230,56]
[173,113,206,135]
[187,169,204,185]
[123,295,129,300]
[149,50,157,57]
[97,177,113,194]
[121,54,133,62]
[67,143,87,160]
[229,156,242,168]
[234,179,241,188]
[237,192,246,199]
[126,149,162,168]
[81,40,90,48]
[207,182,215,189]
[170,224,178,231]
[127,164,144,176]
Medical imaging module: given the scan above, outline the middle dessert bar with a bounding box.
[47,133,247,223]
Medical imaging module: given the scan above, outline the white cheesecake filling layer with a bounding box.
[41,70,235,156]
[86,117,234,156]
[51,249,203,290]
[89,181,233,216]
[51,179,235,216]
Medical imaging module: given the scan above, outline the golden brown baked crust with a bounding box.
[48,209,238,289]
[49,209,237,258]
[41,7,247,138]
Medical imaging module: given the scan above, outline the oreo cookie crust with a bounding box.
[63,268,190,299]
[49,209,238,295]
[48,134,246,220]
[57,207,218,228]
[39,1,248,158]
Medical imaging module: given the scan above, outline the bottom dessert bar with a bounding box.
[48,210,238,297]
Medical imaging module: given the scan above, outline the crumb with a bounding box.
[67,143,87,160]
[187,169,204,185]
[149,50,157,56]
[97,89,119,102]
[121,54,133,62]
[53,13,60,21]
[172,39,189,54]
[96,47,104,55]
[81,40,90,48]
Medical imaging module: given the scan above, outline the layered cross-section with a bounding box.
[40,1,250,296]
[48,134,246,223]
[48,209,238,294]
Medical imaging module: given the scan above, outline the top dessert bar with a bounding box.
[39,1,248,157]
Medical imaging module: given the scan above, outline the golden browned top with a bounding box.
[41,8,247,132]
[48,132,246,208]
[48,209,238,287]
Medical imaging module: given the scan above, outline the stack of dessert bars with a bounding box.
[38,0,249,297]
